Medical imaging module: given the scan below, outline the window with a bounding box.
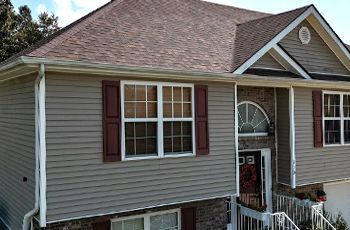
[237,101,269,136]
[122,81,195,160]
[111,210,180,230]
[323,92,350,145]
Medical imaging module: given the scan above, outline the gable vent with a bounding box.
[299,26,311,44]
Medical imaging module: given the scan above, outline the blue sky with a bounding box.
[12,0,350,44]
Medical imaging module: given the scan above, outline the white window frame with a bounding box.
[121,81,196,161]
[237,101,270,137]
[323,91,350,147]
[110,209,181,230]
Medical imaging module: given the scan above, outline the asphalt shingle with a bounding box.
[3,0,312,73]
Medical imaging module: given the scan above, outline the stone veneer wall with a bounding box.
[237,86,277,191]
[34,198,228,230]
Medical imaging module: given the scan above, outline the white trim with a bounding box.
[238,148,273,211]
[289,86,296,189]
[237,101,270,136]
[234,7,314,74]
[297,177,350,187]
[238,133,268,137]
[248,67,287,71]
[306,10,350,70]
[309,71,350,77]
[233,6,350,75]
[38,65,47,227]
[323,179,350,186]
[0,216,13,230]
[121,81,195,161]
[322,90,350,146]
[111,209,181,230]
[234,83,239,196]
[261,148,273,213]
[22,65,44,230]
[270,46,311,79]
[45,194,235,224]
[274,88,280,185]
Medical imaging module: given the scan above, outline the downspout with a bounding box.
[22,64,46,230]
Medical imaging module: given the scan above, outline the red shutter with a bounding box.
[195,85,209,155]
[92,220,110,230]
[102,81,121,162]
[313,90,323,148]
[182,207,196,230]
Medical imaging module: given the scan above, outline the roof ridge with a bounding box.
[198,0,270,16]
[236,4,312,26]
[25,0,123,57]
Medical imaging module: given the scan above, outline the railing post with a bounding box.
[230,196,238,230]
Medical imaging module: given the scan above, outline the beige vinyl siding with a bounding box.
[251,53,285,70]
[276,88,291,185]
[294,87,350,185]
[279,20,349,75]
[45,74,236,223]
[0,75,36,230]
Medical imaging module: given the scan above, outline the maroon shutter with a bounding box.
[102,81,121,162]
[313,90,323,148]
[92,220,110,230]
[195,85,209,155]
[182,207,196,230]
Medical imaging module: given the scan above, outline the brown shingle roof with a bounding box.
[4,0,312,73]
[233,5,310,71]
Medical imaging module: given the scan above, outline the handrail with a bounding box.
[311,204,336,230]
[228,201,300,230]
[274,193,336,230]
[270,212,301,230]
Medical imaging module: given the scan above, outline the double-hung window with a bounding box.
[323,92,350,146]
[111,209,180,230]
[121,81,195,160]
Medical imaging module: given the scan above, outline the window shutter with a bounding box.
[92,220,110,230]
[195,85,209,155]
[313,90,323,147]
[102,81,121,162]
[182,207,196,230]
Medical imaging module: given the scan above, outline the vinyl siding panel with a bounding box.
[279,20,349,75]
[251,53,285,70]
[276,88,291,185]
[45,74,236,223]
[294,87,350,185]
[0,75,36,230]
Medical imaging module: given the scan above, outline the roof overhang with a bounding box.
[3,56,350,91]
[234,6,350,75]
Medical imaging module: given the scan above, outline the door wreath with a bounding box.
[240,163,257,191]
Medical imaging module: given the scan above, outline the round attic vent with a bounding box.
[299,26,311,44]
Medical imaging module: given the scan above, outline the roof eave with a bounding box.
[2,56,350,91]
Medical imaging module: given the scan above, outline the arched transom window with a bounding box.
[238,101,270,136]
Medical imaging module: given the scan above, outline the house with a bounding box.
[1,0,350,229]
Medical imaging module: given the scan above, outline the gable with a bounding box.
[251,52,285,70]
[279,20,350,75]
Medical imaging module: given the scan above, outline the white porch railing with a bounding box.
[275,194,336,230]
[311,203,336,230]
[228,202,300,230]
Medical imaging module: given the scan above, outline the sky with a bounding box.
[11,0,350,44]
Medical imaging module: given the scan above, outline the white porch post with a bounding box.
[289,86,296,189]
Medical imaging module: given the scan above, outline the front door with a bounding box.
[239,150,272,212]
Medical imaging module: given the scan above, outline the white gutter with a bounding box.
[22,64,47,230]
[289,86,296,189]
